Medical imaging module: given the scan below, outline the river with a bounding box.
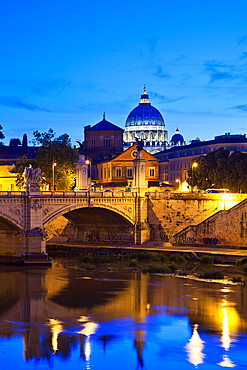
[0,262,247,369]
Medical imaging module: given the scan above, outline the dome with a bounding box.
[171,128,184,146]
[125,87,165,128]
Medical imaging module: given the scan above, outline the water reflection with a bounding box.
[0,266,246,369]
[185,324,205,366]
[48,319,63,353]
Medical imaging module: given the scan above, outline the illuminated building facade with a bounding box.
[123,87,168,154]
[92,143,159,188]
[155,133,247,185]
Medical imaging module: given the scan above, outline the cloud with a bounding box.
[241,52,247,59]
[238,35,247,45]
[150,91,186,104]
[232,104,247,112]
[0,78,71,96]
[153,65,171,79]
[0,97,53,112]
[204,61,238,83]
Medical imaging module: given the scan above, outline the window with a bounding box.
[104,168,106,178]
[117,138,120,148]
[91,138,95,148]
[11,184,14,191]
[101,169,103,179]
[127,167,133,178]
[149,167,155,177]
[103,137,111,148]
[116,167,122,177]
[108,169,111,178]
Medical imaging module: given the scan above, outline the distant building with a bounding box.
[92,143,159,189]
[155,133,247,185]
[123,87,168,154]
[83,113,124,163]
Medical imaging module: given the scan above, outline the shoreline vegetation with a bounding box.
[47,245,247,285]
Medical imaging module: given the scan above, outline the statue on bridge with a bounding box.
[23,167,43,193]
[135,137,144,152]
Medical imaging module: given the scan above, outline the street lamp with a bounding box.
[191,162,198,193]
[175,178,180,191]
[52,162,57,191]
[85,159,91,189]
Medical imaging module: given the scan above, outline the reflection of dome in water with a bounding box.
[123,87,168,154]
[171,128,185,146]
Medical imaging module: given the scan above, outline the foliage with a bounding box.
[22,134,28,147]
[0,124,5,145]
[9,138,21,146]
[187,148,247,192]
[15,156,38,189]
[15,130,78,190]
[198,270,224,279]
[200,255,214,264]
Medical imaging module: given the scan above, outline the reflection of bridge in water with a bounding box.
[0,268,247,367]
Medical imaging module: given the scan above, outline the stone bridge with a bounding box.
[0,190,149,263]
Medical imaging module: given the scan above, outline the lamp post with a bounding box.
[52,162,57,191]
[85,159,91,190]
[175,178,180,191]
[191,162,198,193]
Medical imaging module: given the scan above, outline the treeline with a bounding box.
[187,148,247,193]
[15,129,78,190]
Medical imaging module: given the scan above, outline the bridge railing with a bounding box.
[0,190,135,198]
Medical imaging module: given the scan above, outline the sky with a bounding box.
[0,0,247,146]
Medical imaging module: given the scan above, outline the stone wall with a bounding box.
[173,198,247,247]
[147,192,247,245]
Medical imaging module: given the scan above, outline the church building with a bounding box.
[123,87,167,154]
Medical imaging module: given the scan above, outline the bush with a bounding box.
[236,257,247,269]
[78,262,95,271]
[80,254,94,264]
[200,255,214,265]
[143,263,171,274]
[198,270,224,279]
[169,254,187,263]
[232,276,242,283]
[168,263,178,273]
[129,259,138,267]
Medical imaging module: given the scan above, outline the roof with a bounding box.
[87,116,124,131]
[96,143,159,164]
[156,134,247,157]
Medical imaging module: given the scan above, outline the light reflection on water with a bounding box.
[0,266,247,369]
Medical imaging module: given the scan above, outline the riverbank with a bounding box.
[47,244,247,284]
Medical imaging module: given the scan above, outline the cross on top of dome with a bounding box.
[140,85,150,104]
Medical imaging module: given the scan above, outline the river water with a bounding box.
[0,263,247,369]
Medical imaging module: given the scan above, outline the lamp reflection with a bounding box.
[48,319,63,353]
[78,320,99,363]
[185,324,205,367]
[218,299,236,368]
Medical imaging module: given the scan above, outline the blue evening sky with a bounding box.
[0,0,247,146]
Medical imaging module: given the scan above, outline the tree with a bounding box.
[9,138,21,146]
[15,156,38,189]
[33,130,78,190]
[22,134,28,147]
[187,148,247,192]
[0,124,5,145]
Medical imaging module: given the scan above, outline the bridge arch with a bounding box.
[43,203,135,227]
[0,209,23,231]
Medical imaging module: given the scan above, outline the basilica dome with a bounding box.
[125,89,165,128]
[123,87,168,154]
